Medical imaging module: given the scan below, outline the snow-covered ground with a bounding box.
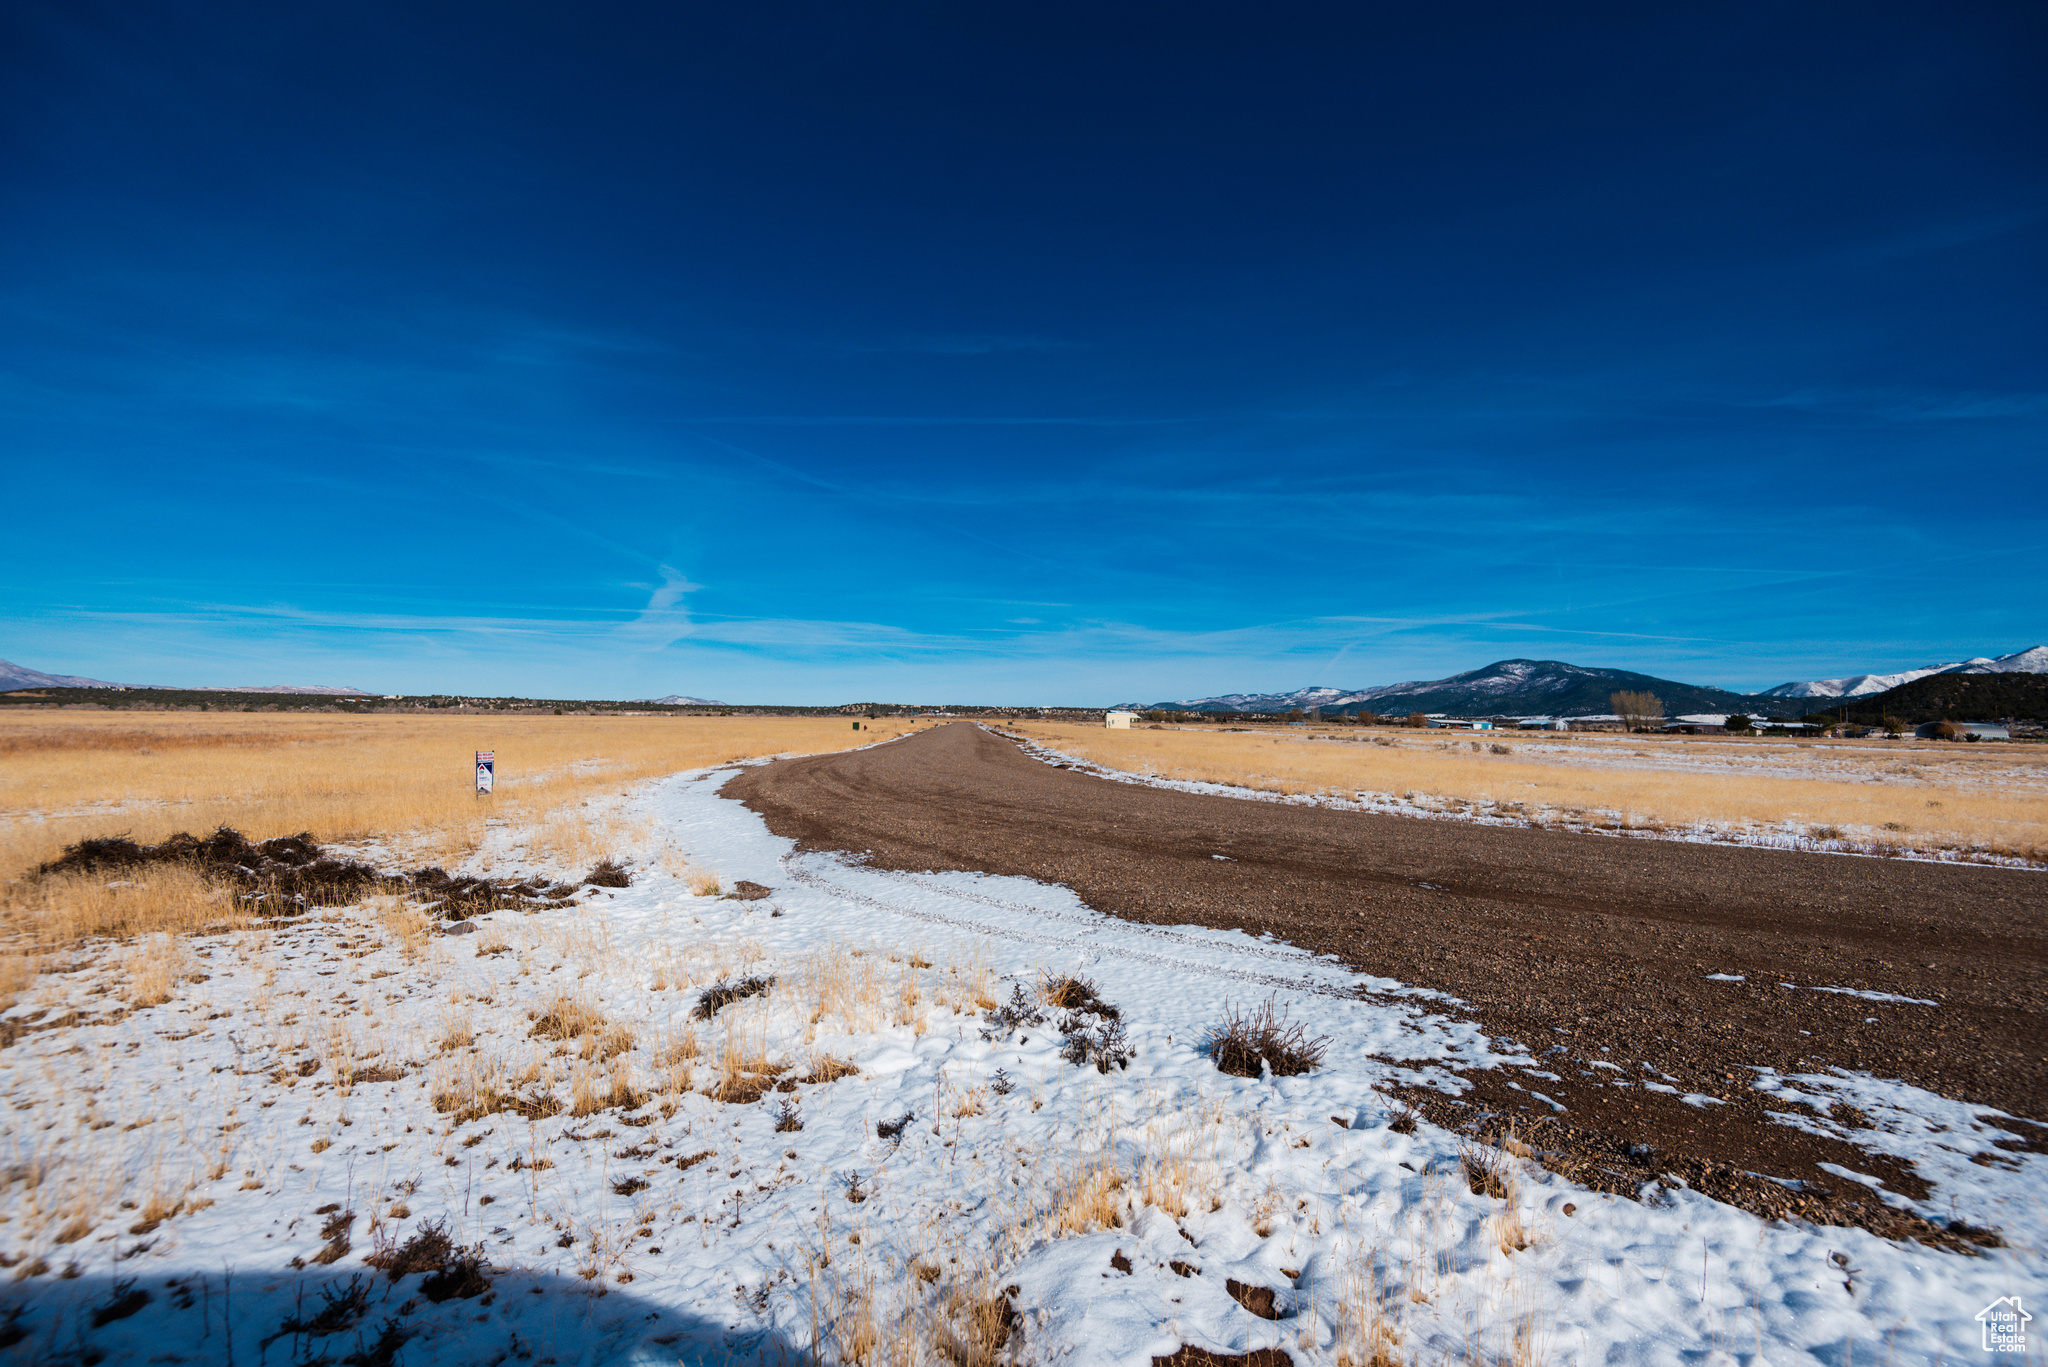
[1,748,2041,1365]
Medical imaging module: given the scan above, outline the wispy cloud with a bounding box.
[620,565,702,651]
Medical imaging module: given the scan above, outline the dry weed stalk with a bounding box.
[125,932,193,1007]
[1334,1244,1403,1367]
[653,1022,702,1096]
[1045,1158,1125,1238]
[437,1005,476,1052]
[430,1051,562,1125]
[372,895,436,962]
[530,995,634,1061]
[0,951,35,1011]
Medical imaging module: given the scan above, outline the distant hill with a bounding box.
[0,656,369,695]
[1133,659,1774,718]
[0,657,128,690]
[207,683,370,695]
[1761,645,2047,698]
[638,694,727,707]
[1831,670,2048,724]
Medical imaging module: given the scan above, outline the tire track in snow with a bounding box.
[780,851,1394,1001]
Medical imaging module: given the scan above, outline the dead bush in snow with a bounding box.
[1459,1135,1515,1200]
[1059,1013,1134,1074]
[982,982,1044,1036]
[1207,997,1328,1078]
[583,858,632,888]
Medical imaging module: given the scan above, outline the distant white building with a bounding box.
[1426,718,1493,730]
[1516,718,1569,730]
[1105,710,1139,729]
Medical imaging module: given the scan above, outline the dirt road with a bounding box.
[725,721,2046,1243]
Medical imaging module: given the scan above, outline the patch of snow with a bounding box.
[1807,985,1940,1007]
[1751,1067,2044,1233]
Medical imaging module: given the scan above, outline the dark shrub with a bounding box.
[1207,998,1328,1078]
[692,975,775,1021]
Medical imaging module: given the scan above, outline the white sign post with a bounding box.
[475,751,495,795]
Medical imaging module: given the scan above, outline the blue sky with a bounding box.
[2,3,2042,703]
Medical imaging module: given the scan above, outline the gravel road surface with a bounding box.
[725,721,2046,1243]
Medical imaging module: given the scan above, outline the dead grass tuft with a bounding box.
[529,996,634,1059]
[605,1058,647,1112]
[1047,1162,1125,1237]
[1334,1248,1402,1367]
[935,1281,1017,1367]
[1041,973,1119,1018]
[17,865,240,952]
[431,1054,563,1125]
[705,1011,782,1103]
[800,1054,860,1085]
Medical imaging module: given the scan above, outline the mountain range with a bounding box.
[1834,668,2048,724]
[1757,646,2048,698]
[0,658,368,695]
[0,658,127,690]
[637,694,728,707]
[1129,660,1764,718]
[1131,647,2047,718]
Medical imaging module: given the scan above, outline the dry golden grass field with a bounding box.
[1012,721,2048,866]
[0,711,914,955]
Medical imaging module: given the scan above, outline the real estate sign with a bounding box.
[476,750,495,795]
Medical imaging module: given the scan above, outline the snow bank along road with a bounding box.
[727,722,2047,1243]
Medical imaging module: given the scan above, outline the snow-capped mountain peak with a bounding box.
[1955,644,2048,674]
[1761,646,2047,698]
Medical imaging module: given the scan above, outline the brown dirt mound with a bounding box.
[1155,1349,1292,1367]
[35,827,583,920]
[692,975,775,1021]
